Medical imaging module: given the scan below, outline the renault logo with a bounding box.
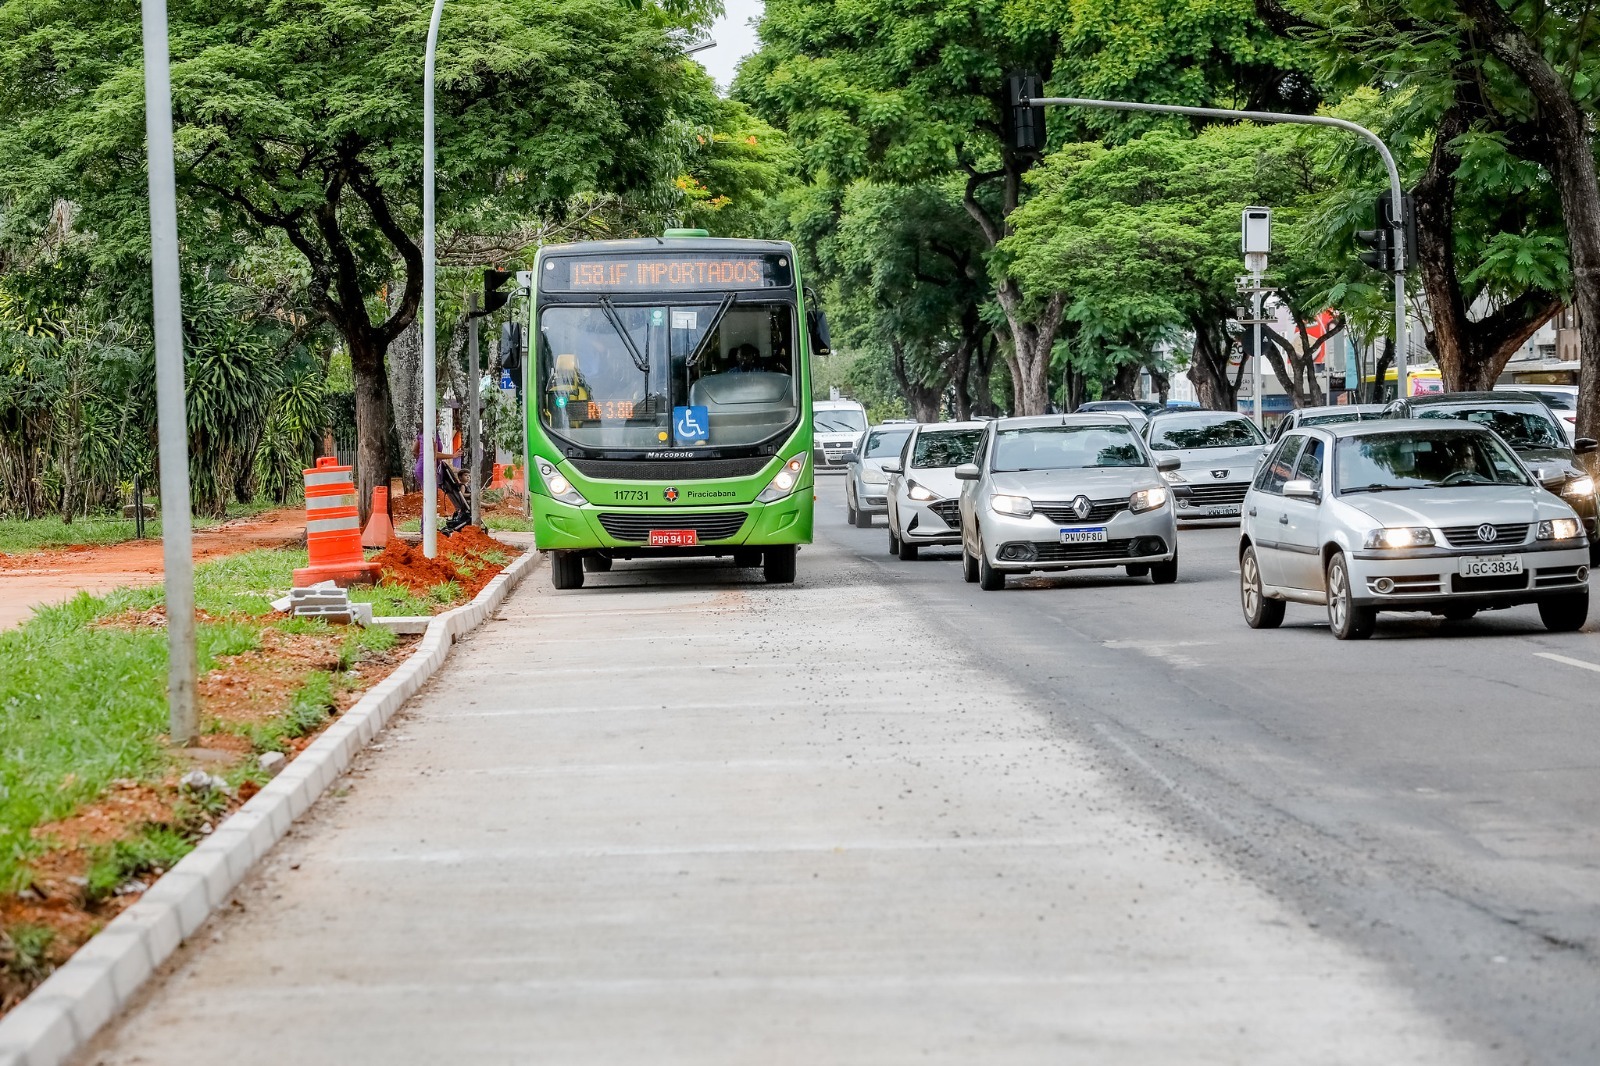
[1211,469,1229,480]
[1072,495,1092,520]
[1477,523,1498,542]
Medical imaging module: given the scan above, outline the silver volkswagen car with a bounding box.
[882,421,986,559]
[1143,410,1268,522]
[956,415,1181,591]
[1239,420,1591,639]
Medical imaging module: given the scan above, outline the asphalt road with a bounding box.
[81,477,1600,1064]
[826,474,1600,1063]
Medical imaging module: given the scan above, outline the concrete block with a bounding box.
[30,960,118,1044]
[67,926,152,1002]
[118,899,184,964]
[136,870,212,941]
[0,998,76,1066]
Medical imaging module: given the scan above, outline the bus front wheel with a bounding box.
[764,545,797,584]
[551,551,585,590]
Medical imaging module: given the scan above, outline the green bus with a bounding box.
[522,231,824,590]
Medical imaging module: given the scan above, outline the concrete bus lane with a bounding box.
[85,497,1475,1064]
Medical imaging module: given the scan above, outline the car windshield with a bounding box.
[1336,431,1530,493]
[1414,405,1567,450]
[538,303,797,450]
[991,424,1146,472]
[1301,411,1372,427]
[1526,391,1576,410]
[1147,415,1265,450]
[912,428,982,468]
[815,408,867,434]
[862,427,912,458]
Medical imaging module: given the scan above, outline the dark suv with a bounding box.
[1384,391,1600,562]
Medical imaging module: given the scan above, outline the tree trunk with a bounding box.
[993,282,1065,416]
[349,332,398,524]
[1187,316,1238,411]
[969,335,998,416]
[889,340,945,422]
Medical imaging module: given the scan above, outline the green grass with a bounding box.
[0,501,282,555]
[83,826,193,904]
[394,515,533,534]
[0,924,56,983]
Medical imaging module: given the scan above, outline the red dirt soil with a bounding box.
[369,526,511,600]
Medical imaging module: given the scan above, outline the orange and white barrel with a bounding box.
[292,458,381,587]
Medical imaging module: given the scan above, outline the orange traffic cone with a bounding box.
[292,458,382,587]
[361,485,394,549]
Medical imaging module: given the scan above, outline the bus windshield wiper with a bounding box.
[686,293,735,368]
[597,296,650,373]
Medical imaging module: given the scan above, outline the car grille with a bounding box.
[1440,522,1530,547]
[1181,482,1248,506]
[927,500,962,527]
[1034,499,1129,523]
[1032,539,1134,562]
[597,512,747,542]
[1450,572,1529,593]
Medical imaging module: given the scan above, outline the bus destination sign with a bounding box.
[543,253,792,293]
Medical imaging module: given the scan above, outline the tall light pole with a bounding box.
[139,0,198,744]
[1019,92,1410,400]
[421,0,447,558]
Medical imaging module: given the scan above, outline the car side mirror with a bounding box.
[954,463,980,481]
[1283,479,1319,500]
[1575,437,1598,455]
[1529,466,1567,490]
[1156,455,1181,473]
[880,458,903,474]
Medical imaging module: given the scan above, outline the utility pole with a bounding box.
[140,0,198,745]
[1014,88,1409,401]
[467,291,483,528]
[421,0,446,558]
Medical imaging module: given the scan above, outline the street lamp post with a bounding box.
[421,0,447,559]
[1022,94,1410,400]
[139,0,198,745]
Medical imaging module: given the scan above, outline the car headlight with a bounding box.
[1363,526,1435,549]
[1129,486,1169,513]
[1562,475,1595,498]
[907,482,939,502]
[536,460,588,506]
[1538,517,1583,540]
[862,465,888,485]
[990,493,1033,517]
[1161,469,1187,485]
[757,455,807,502]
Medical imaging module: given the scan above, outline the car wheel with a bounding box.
[846,500,858,525]
[1240,545,1284,629]
[1150,548,1179,585]
[1538,590,1589,632]
[551,550,585,590]
[1326,551,1375,640]
[763,545,797,584]
[1125,564,1150,578]
[977,531,1005,591]
[888,526,901,556]
[854,507,873,528]
[582,553,612,573]
[897,537,918,561]
[961,540,979,583]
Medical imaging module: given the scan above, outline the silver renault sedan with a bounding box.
[883,421,986,559]
[956,415,1181,591]
[1239,420,1590,639]
[1143,410,1268,522]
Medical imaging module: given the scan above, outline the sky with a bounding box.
[696,0,765,93]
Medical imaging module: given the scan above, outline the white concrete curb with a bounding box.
[0,547,540,1066]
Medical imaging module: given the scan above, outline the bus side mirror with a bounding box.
[808,307,832,356]
[499,322,524,373]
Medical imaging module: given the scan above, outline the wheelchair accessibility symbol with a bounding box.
[673,405,709,445]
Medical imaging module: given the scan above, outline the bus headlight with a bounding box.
[758,456,806,502]
[536,460,588,506]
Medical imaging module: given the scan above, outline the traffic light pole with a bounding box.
[421,0,446,559]
[1023,94,1409,399]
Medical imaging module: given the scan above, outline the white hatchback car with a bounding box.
[1239,420,1591,639]
[882,421,986,559]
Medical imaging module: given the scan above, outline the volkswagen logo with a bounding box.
[1072,495,1092,520]
[1211,469,1229,480]
[1477,523,1498,543]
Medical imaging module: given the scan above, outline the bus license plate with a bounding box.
[1060,527,1108,544]
[649,529,698,547]
[1459,555,1522,577]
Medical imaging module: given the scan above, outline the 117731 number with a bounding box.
[614,489,647,502]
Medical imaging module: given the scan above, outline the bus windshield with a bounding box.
[538,302,797,450]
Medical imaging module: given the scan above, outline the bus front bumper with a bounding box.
[534,495,815,552]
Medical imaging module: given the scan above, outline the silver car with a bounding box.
[956,415,1181,591]
[1239,420,1591,639]
[1143,410,1268,522]
[845,421,916,527]
[882,421,985,559]
[1270,403,1386,441]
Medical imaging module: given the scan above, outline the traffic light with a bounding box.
[1377,190,1416,273]
[1355,223,1392,273]
[1007,72,1046,155]
[483,268,515,314]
